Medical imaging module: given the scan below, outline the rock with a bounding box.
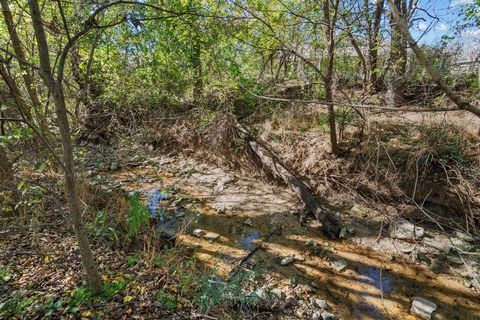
[312,298,328,309]
[295,308,307,318]
[389,218,424,240]
[423,238,452,254]
[192,229,204,237]
[285,295,297,307]
[295,284,315,294]
[312,311,323,320]
[305,239,315,247]
[448,256,463,265]
[280,256,295,266]
[109,162,119,171]
[411,297,437,320]
[192,229,220,241]
[243,218,254,227]
[204,232,221,241]
[415,251,432,265]
[212,203,226,213]
[321,311,336,320]
[350,204,368,216]
[270,288,284,299]
[213,175,235,193]
[339,225,355,239]
[295,255,306,262]
[332,259,348,272]
[454,231,476,243]
[424,237,474,254]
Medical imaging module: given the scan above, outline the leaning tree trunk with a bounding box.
[387,0,407,106]
[28,0,102,294]
[387,0,480,118]
[235,122,339,239]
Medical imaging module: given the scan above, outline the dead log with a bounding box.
[235,121,340,239]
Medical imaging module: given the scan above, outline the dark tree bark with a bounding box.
[28,0,102,294]
[1,0,50,134]
[347,31,368,90]
[192,38,203,103]
[235,122,339,239]
[323,0,340,155]
[387,0,407,106]
[367,0,385,93]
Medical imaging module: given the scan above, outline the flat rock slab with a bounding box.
[389,218,424,239]
[411,297,437,320]
[192,229,220,241]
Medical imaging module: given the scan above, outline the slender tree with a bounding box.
[27,0,102,293]
[323,0,340,155]
[1,0,50,134]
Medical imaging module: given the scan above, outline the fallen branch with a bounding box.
[247,92,459,112]
[235,121,339,239]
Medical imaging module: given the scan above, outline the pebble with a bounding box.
[321,311,336,320]
[192,229,220,241]
[243,218,254,227]
[411,297,437,320]
[312,311,323,320]
[212,203,226,213]
[280,256,295,266]
[312,298,328,309]
[332,259,348,272]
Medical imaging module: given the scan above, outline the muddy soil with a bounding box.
[97,153,480,320]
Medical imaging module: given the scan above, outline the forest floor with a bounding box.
[1,109,480,319]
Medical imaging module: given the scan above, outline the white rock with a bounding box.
[389,218,424,239]
[204,232,220,241]
[243,218,254,227]
[192,229,220,241]
[212,203,226,213]
[280,256,295,266]
[192,229,204,237]
[411,297,437,320]
[321,311,336,320]
[313,298,328,309]
[332,259,348,272]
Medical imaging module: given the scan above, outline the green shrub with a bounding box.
[127,194,150,239]
[0,294,36,317]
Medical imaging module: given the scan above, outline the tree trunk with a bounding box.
[1,0,50,134]
[347,31,368,90]
[235,122,339,239]
[368,0,384,93]
[323,0,339,155]
[387,0,407,106]
[28,0,102,294]
[387,0,480,118]
[192,38,203,103]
